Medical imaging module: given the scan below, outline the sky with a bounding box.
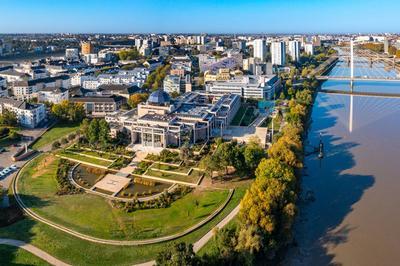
[1,0,399,34]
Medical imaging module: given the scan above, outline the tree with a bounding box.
[156,242,199,266]
[239,177,296,253]
[214,227,238,261]
[98,119,110,147]
[128,93,149,109]
[118,48,140,61]
[244,139,265,171]
[199,154,220,179]
[179,142,193,165]
[0,110,18,126]
[87,119,99,146]
[255,158,296,189]
[236,225,263,254]
[51,100,85,122]
[52,141,61,150]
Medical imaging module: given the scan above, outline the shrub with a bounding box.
[60,138,68,145]
[52,141,61,150]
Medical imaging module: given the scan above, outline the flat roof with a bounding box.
[94,174,131,193]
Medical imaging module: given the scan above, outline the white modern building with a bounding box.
[105,90,241,149]
[206,75,280,100]
[253,39,266,62]
[304,43,314,55]
[163,75,181,94]
[38,87,69,104]
[271,41,286,66]
[288,41,300,62]
[0,98,46,128]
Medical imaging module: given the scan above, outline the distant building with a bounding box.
[163,75,181,94]
[206,75,280,100]
[0,98,46,128]
[253,39,266,62]
[65,48,79,60]
[271,41,286,66]
[304,43,314,55]
[288,41,300,62]
[312,36,321,47]
[38,87,69,104]
[81,42,94,55]
[384,37,389,54]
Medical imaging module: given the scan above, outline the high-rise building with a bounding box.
[81,42,94,55]
[271,41,286,66]
[312,36,321,47]
[288,41,300,62]
[304,43,314,55]
[253,39,266,62]
[384,37,389,54]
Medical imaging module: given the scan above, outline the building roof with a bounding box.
[70,95,124,103]
[40,86,68,94]
[98,84,142,94]
[148,89,171,106]
[0,97,43,110]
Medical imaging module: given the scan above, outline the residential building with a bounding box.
[304,43,314,55]
[38,87,69,104]
[271,41,286,66]
[70,95,125,116]
[65,48,79,60]
[0,98,46,128]
[81,42,94,55]
[288,41,301,62]
[253,39,266,62]
[163,75,181,94]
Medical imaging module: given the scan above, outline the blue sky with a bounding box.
[0,0,399,34]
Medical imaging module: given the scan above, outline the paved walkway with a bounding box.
[0,238,71,266]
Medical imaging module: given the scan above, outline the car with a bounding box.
[2,168,10,174]
[10,164,17,170]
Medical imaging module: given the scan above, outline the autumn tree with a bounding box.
[128,93,149,108]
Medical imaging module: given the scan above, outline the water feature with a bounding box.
[286,54,400,265]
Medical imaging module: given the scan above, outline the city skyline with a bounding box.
[1,0,400,34]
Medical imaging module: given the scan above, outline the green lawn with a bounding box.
[57,150,112,167]
[67,147,119,160]
[230,105,247,126]
[145,168,203,184]
[149,163,194,174]
[240,106,257,126]
[17,154,228,240]
[32,122,80,150]
[197,218,239,257]
[0,245,50,266]
[0,184,248,266]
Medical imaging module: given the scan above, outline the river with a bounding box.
[286,56,400,265]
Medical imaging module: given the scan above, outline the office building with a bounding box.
[206,75,280,100]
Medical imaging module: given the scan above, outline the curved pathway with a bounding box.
[12,158,235,245]
[0,238,71,266]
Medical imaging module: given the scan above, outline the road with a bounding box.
[0,238,71,266]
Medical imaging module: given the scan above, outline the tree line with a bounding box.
[155,78,318,265]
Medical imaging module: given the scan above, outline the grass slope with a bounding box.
[32,122,80,150]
